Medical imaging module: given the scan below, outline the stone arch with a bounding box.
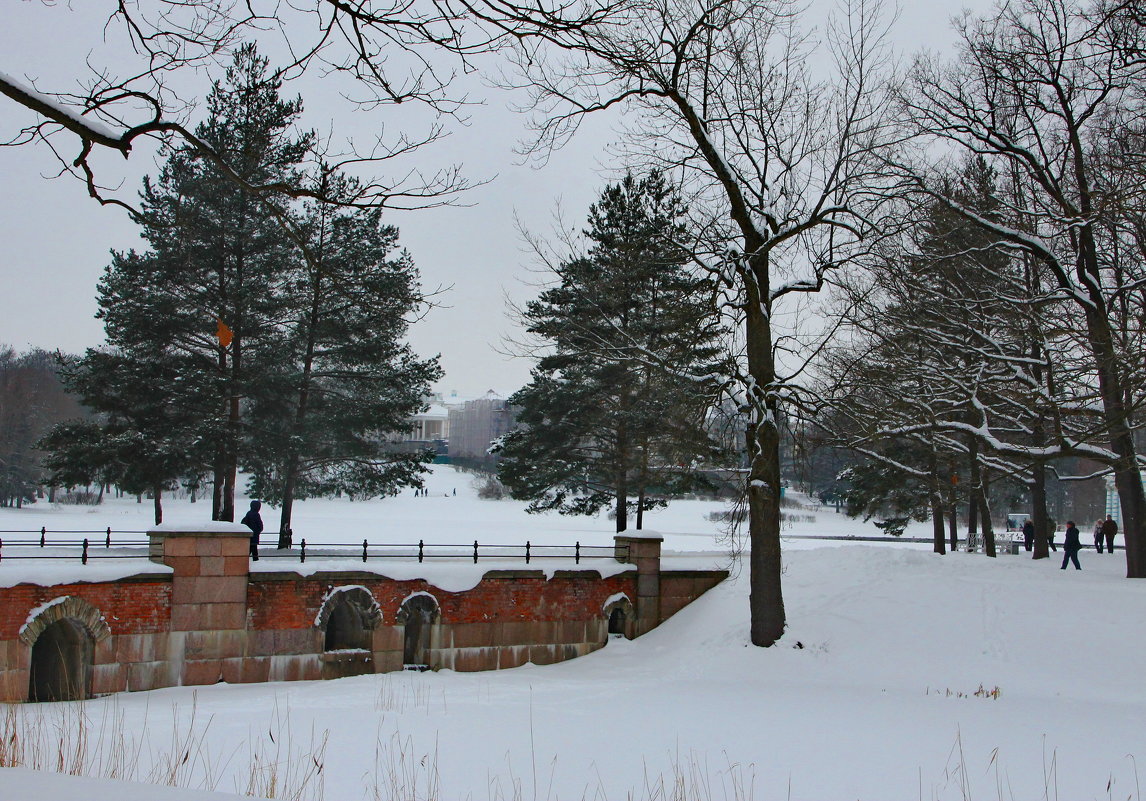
[602,594,635,640]
[21,597,109,703]
[396,593,439,670]
[315,586,382,652]
[19,596,111,647]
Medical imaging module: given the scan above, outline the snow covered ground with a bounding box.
[1,465,1142,801]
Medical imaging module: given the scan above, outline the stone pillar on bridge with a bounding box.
[148,523,251,686]
[613,533,662,636]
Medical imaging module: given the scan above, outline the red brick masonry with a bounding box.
[0,528,726,701]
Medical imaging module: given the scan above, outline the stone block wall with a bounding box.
[0,526,728,703]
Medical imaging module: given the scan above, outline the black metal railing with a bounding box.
[0,527,152,564]
[0,526,151,548]
[0,529,627,566]
[256,539,624,565]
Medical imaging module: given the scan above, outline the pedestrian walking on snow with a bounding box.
[1022,518,1035,552]
[1061,520,1082,570]
[1101,515,1118,554]
[1093,518,1106,553]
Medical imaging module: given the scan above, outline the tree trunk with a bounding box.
[211,458,225,520]
[1031,463,1050,560]
[745,266,785,647]
[614,475,628,533]
[929,448,946,554]
[615,421,628,533]
[152,483,163,526]
[948,498,958,553]
[279,459,299,548]
[280,258,325,547]
[221,392,239,522]
[1070,138,1146,577]
[1081,296,1146,577]
[635,444,650,531]
[970,451,996,558]
[967,487,978,542]
[979,484,996,558]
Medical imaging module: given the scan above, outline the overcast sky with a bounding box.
[0,1,983,400]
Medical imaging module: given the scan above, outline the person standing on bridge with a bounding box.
[242,500,264,560]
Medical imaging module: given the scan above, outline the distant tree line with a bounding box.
[0,348,86,508]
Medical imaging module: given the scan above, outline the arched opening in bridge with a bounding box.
[324,598,373,652]
[28,618,93,702]
[398,594,438,670]
[608,606,628,635]
[602,596,635,641]
[316,586,381,680]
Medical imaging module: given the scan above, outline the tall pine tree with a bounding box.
[244,176,442,545]
[49,45,439,528]
[94,44,310,521]
[498,172,725,531]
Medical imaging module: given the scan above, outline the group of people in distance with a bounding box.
[1019,514,1118,571]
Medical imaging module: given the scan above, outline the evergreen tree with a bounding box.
[47,49,439,530]
[94,43,311,521]
[244,179,442,545]
[497,172,725,532]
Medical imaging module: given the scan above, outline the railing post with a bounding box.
[40,527,45,547]
[0,537,4,562]
[362,539,368,562]
[300,539,307,563]
[82,538,89,565]
[106,527,112,548]
[473,540,478,564]
[575,541,580,564]
[525,540,531,564]
[418,539,424,562]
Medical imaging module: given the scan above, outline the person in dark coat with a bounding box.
[1061,520,1081,570]
[1101,515,1118,554]
[1022,518,1035,552]
[1046,518,1057,552]
[241,500,264,560]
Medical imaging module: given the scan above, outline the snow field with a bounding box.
[0,465,1142,800]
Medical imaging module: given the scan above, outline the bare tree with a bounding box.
[2,1,489,217]
[465,0,898,645]
[900,0,1146,577]
[0,348,86,507]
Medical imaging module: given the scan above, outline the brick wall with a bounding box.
[0,529,727,702]
[0,575,173,701]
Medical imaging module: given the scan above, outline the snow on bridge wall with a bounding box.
[0,528,726,702]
